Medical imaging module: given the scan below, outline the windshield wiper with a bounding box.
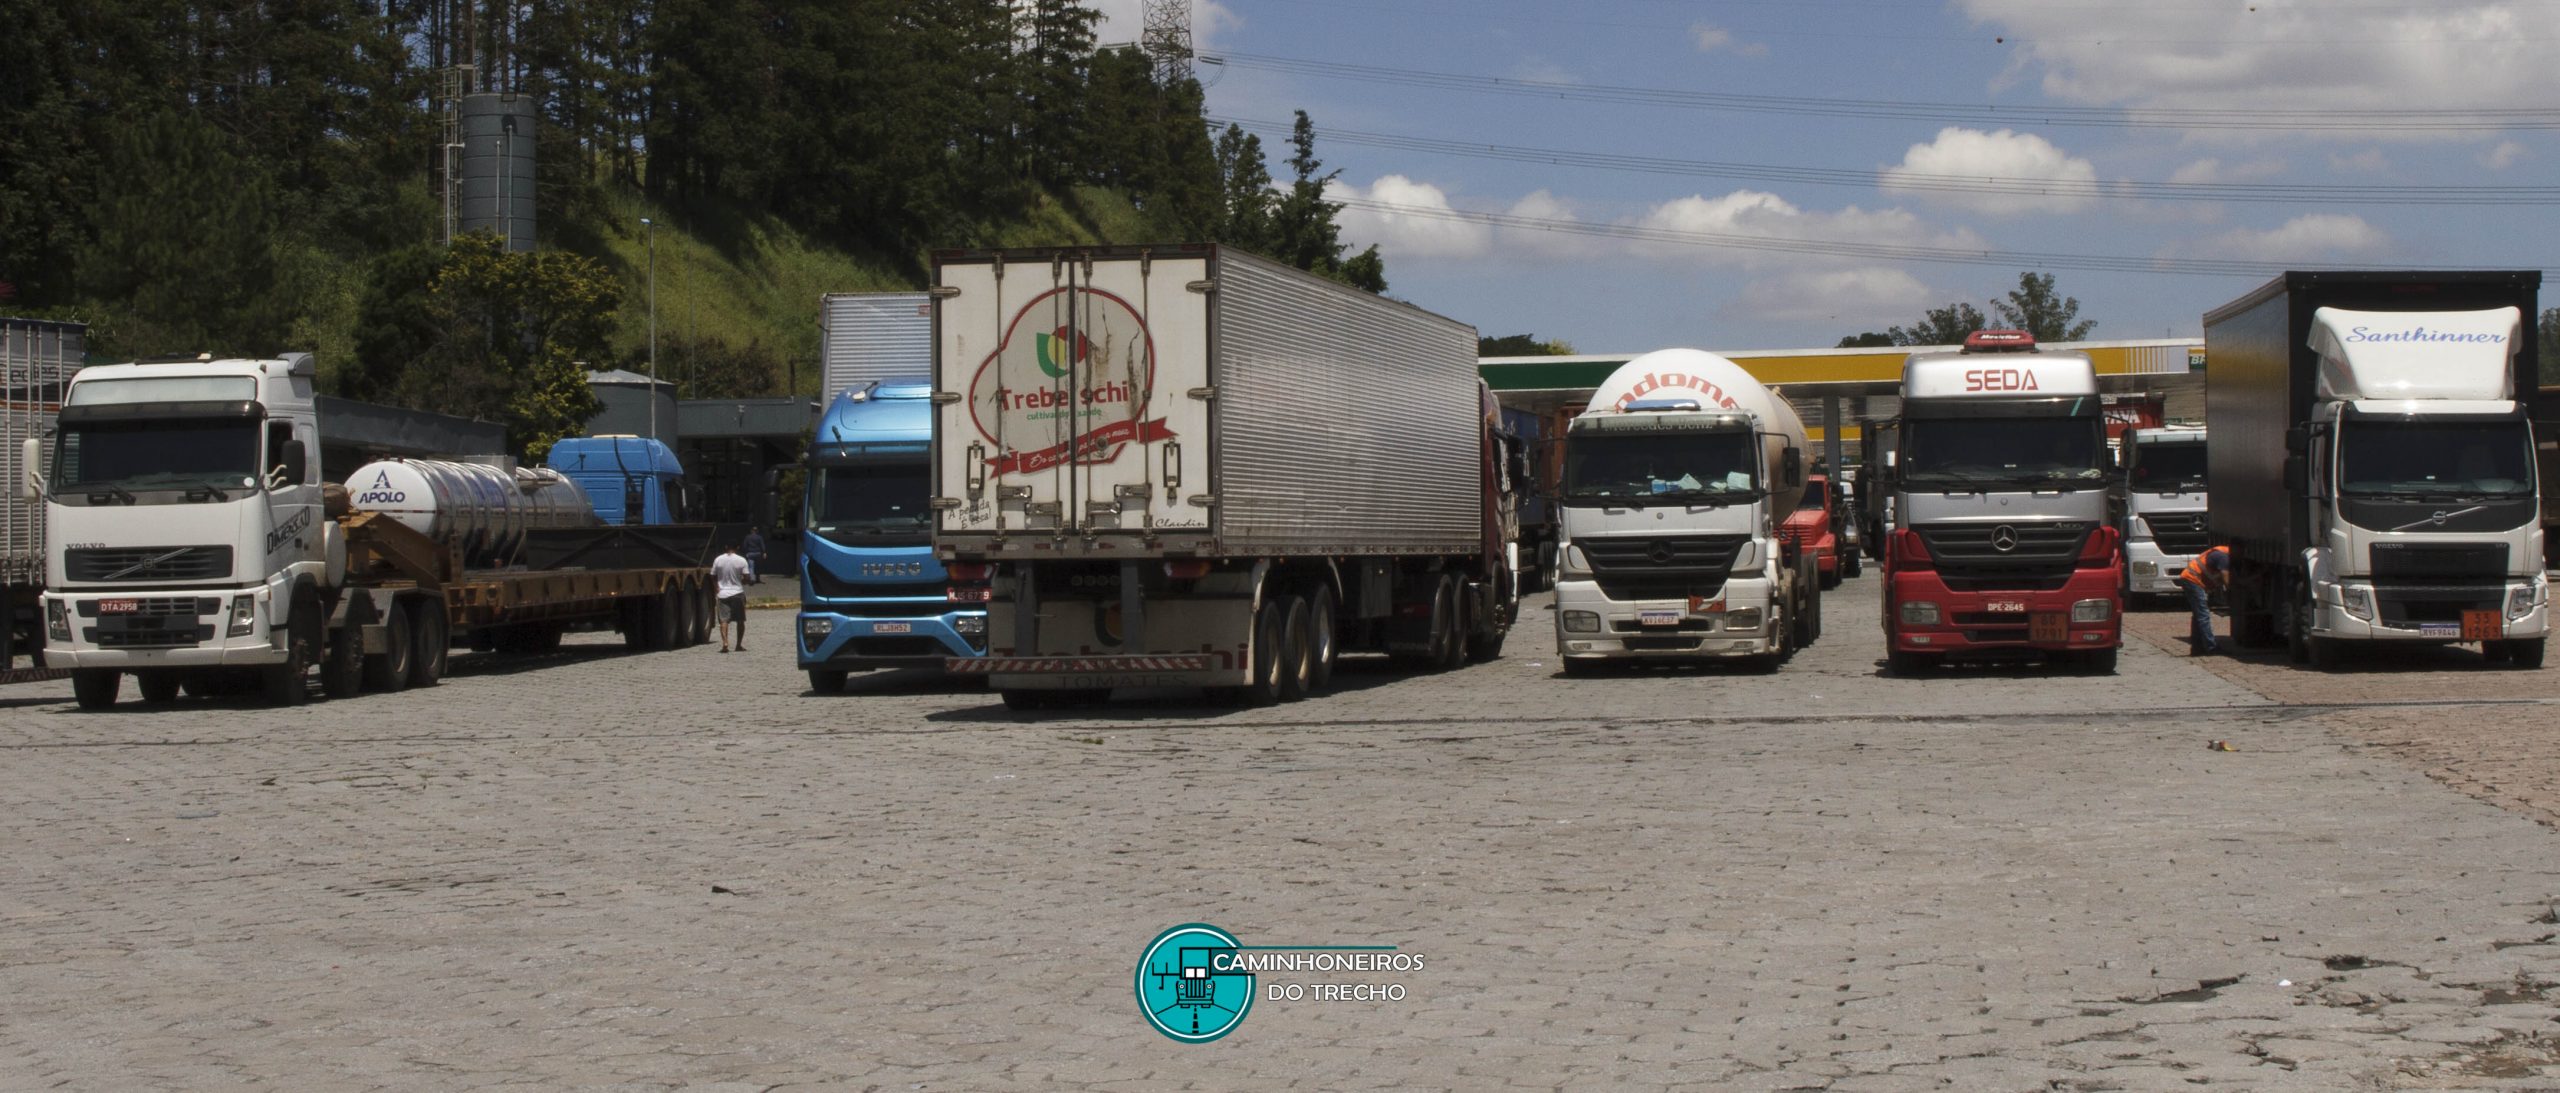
[85,484,137,505]
[186,482,231,501]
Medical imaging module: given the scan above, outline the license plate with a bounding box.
[1988,601,2027,614]
[2420,623,2460,638]
[2029,612,2068,643]
[2461,610,2502,641]
[99,599,140,614]
[873,621,913,634]
[1638,609,1681,628]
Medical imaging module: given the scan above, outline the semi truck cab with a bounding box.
[798,379,986,692]
[2121,425,2208,599]
[1882,331,2123,673]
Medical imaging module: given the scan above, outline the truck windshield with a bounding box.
[1901,417,2104,489]
[54,420,258,496]
[2338,418,2535,498]
[1561,430,1759,503]
[2128,442,2207,491]
[808,460,931,533]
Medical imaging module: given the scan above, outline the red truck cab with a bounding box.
[1782,474,1845,590]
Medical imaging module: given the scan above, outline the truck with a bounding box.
[821,291,933,402]
[29,353,720,709]
[1879,330,2123,674]
[799,377,988,693]
[1551,348,1820,674]
[2120,425,2208,603]
[2538,384,2559,572]
[544,435,693,525]
[2203,270,2547,669]
[930,243,1518,709]
[1782,473,1851,588]
[4,318,81,679]
[1853,419,1898,561]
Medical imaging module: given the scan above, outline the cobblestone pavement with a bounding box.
[3,576,2557,1091]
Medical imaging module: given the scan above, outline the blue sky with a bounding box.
[1089,0,2557,354]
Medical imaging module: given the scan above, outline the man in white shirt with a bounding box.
[710,544,753,652]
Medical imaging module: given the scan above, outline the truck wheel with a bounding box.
[2305,635,2341,671]
[619,598,652,650]
[691,583,715,646]
[2077,647,2119,675]
[674,583,702,647]
[261,601,318,707]
[809,669,850,694]
[650,588,681,650]
[1886,648,1935,677]
[1242,597,1286,706]
[1842,549,1861,580]
[1277,594,1314,702]
[1304,584,1339,692]
[136,671,181,704]
[2507,638,2544,670]
[1435,580,1471,671]
[410,603,450,687]
[365,600,414,693]
[321,614,366,699]
[1465,607,1508,663]
[1000,689,1055,711]
[72,669,120,709]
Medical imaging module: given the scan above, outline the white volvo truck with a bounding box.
[2121,425,2208,602]
[2204,271,2547,668]
[1550,348,1818,673]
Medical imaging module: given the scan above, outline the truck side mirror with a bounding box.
[20,437,40,501]
[2282,453,2305,493]
[1782,447,1803,483]
[2284,425,2308,455]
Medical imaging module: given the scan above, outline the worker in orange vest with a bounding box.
[2176,543,2232,655]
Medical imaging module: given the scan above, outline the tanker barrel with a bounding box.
[344,458,599,569]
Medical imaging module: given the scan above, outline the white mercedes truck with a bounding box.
[2121,425,2208,602]
[1550,348,1818,673]
[2204,270,2546,669]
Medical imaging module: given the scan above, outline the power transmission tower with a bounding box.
[1142,0,1193,84]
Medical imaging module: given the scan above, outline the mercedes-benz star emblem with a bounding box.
[1649,541,1677,565]
[1989,525,2019,553]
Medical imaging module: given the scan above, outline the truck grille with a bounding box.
[80,598,219,648]
[2375,583,2505,628]
[2139,512,2209,554]
[804,565,944,601]
[65,545,234,583]
[2370,542,2506,581]
[1913,522,2091,589]
[1578,534,1751,601]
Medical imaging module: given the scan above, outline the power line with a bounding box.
[1329,196,2550,279]
[1204,52,2560,131]
[1208,115,2560,206]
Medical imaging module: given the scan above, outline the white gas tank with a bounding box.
[345,458,597,568]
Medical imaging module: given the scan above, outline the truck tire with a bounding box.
[261,600,318,707]
[619,598,652,650]
[1276,594,1314,702]
[1842,548,1861,580]
[365,600,414,693]
[72,669,120,709]
[1243,597,1286,706]
[809,669,850,694]
[2508,638,2545,670]
[1000,689,1056,711]
[410,603,450,687]
[1304,584,1339,692]
[673,583,701,647]
[321,612,366,699]
[2077,647,2119,675]
[136,671,181,704]
[1886,648,1936,677]
[1466,599,1509,663]
[650,588,681,650]
[690,582,715,646]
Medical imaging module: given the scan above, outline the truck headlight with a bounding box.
[45,599,70,642]
[2340,585,2373,621]
[1726,607,1761,630]
[2130,561,2155,577]
[1560,610,1600,633]
[2510,582,2544,622]
[801,615,834,640]
[953,615,987,636]
[1899,601,1940,627]
[2070,598,2113,623]
[227,593,258,637]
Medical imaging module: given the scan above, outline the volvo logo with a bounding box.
[2431,510,2449,526]
[1989,525,2020,553]
[1648,541,1677,565]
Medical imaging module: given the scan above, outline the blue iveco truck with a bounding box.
[798,378,988,692]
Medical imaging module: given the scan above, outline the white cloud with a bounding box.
[1331,176,1495,260]
[1735,269,1935,324]
[2480,140,2527,169]
[1691,23,1769,57]
[2157,214,2389,263]
[1880,127,2098,215]
[1958,1,2555,138]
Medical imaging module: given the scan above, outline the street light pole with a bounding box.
[640,216,660,442]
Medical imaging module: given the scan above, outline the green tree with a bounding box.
[665,331,783,399]
[2538,307,2559,386]
[79,112,291,357]
[1991,271,2096,343]
[1212,123,1276,252]
[348,243,450,401]
[1887,302,1986,347]
[1263,111,1386,292]
[400,233,614,460]
[1835,332,1895,348]
[1479,334,1577,356]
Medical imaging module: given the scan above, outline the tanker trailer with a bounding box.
[346,459,598,569]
